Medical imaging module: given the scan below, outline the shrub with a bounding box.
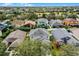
[0,41,7,56]
[1,29,11,38]
[18,26,31,31]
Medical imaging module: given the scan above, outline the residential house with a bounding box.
[37,18,48,24]
[49,19,63,28]
[2,30,26,48]
[0,23,6,31]
[1,20,10,24]
[11,20,25,27]
[0,20,10,31]
[34,12,50,18]
[70,28,79,41]
[63,18,79,26]
[51,28,79,45]
[12,20,36,28]
[36,18,49,28]
[24,20,36,28]
[29,28,50,42]
[0,23,7,36]
[0,20,13,36]
[1,20,12,28]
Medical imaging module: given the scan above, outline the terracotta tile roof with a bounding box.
[25,20,36,26]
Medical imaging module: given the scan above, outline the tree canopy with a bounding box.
[15,37,51,56]
[0,41,7,56]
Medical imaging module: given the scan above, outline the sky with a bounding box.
[0,3,79,7]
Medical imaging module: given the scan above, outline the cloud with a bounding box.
[24,3,33,6]
[0,3,34,7]
[0,3,13,6]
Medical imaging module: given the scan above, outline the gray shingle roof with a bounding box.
[49,20,63,27]
[29,28,49,41]
[37,18,48,24]
[0,23,6,31]
[3,30,26,47]
[51,28,79,45]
